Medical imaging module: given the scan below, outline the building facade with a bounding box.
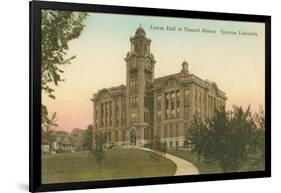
[91,26,227,148]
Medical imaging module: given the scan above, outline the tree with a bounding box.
[42,111,58,150]
[203,106,256,172]
[151,136,161,151]
[92,133,105,172]
[149,136,162,162]
[82,124,93,151]
[186,112,208,164]
[249,106,265,169]
[41,10,88,125]
[41,10,88,99]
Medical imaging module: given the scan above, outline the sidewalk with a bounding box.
[139,147,199,176]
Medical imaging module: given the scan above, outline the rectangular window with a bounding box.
[122,99,126,109]
[166,109,170,119]
[144,128,148,140]
[169,141,173,148]
[144,96,150,108]
[184,106,189,117]
[144,112,149,123]
[184,123,189,136]
[145,80,151,89]
[122,113,126,125]
[115,131,118,142]
[171,92,175,110]
[176,91,180,108]
[150,112,154,123]
[101,104,104,127]
[176,108,180,118]
[157,95,161,110]
[122,130,126,141]
[108,132,111,143]
[129,79,138,93]
[157,127,161,137]
[198,92,201,114]
[131,44,134,52]
[109,102,112,125]
[129,96,138,107]
[195,90,197,109]
[171,109,176,118]
[135,80,138,92]
[116,113,119,125]
[105,104,108,126]
[165,93,169,110]
[157,111,161,120]
[184,89,190,106]
[135,96,138,107]
[169,125,173,137]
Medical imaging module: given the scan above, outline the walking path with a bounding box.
[139,147,199,176]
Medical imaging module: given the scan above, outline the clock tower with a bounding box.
[124,26,156,145]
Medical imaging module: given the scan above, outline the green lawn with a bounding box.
[168,149,265,174]
[168,150,221,174]
[42,149,176,184]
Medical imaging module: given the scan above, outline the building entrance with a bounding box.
[130,128,137,145]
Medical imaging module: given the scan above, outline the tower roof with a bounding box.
[182,60,188,66]
[135,25,146,36]
[181,60,189,74]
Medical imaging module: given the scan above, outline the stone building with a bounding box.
[91,26,226,148]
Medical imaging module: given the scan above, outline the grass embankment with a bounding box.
[168,149,264,174]
[42,149,176,184]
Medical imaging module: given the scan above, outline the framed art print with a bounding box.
[29,1,271,192]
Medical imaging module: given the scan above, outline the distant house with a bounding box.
[41,140,50,153]
[70,128,84,152]
[41,129,85,153]
[51,130,74,153]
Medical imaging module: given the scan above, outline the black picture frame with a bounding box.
[29,1,271,192]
